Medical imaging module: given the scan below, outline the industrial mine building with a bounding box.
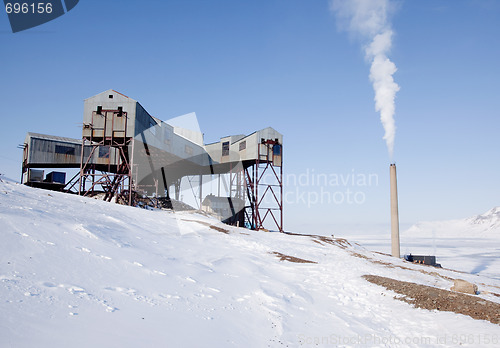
[21,90,283,231]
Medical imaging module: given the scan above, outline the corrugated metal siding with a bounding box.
[28,138,82,165]
[83,90,136,137]
[26,136,119,167]
[82,110,128,139]
[203,127,282,165]
[27,132,82,144]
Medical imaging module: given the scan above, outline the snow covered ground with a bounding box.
[1,180,499,347]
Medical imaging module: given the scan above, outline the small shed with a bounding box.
[201,194,245,226]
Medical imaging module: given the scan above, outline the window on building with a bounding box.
[55,145,75,156]
[222,141,229,156]
[239,141,246,151]
[273,144,281,155]
[99,146,110,158]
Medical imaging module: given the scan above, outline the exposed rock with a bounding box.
[451,279,478,295]
[363,275,500,325]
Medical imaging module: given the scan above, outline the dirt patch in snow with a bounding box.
[363,275,500,325]
[271,252,317,264]
[209,225,230,234]
[283,231,352,249]
[181,219,230,234]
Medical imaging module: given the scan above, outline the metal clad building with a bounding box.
[23,133,83,168]
[22,133,120,184]
[21,89,284,231]
[204,127,283,167]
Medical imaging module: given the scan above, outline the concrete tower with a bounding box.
[390,163,400,258]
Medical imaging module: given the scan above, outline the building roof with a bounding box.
[204,127,282,146]
[202,194,244,205]
[26,132,82,145]
[84,89,135,102]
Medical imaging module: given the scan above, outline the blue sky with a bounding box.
[1,0,499,232]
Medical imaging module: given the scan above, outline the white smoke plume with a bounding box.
[331,0,400,158]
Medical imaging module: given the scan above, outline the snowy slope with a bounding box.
[468,207,500,229]
[1,181,499,347]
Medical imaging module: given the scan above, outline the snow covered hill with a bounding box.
[468,207,500,229]
[1,181,499,347]
[406,207,500,238]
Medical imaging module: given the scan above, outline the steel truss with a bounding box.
[77,108,133,205]
[244,139,283,232]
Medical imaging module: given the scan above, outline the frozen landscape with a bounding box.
[337,208,500,282]
[1,179,499,347]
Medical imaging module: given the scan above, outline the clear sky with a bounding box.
[1,0,499,233]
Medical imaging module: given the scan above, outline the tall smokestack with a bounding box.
[390,163,400,257]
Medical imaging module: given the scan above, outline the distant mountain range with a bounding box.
[405,207,500,238]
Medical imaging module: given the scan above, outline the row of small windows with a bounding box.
[223,140,247,155]
[50,141,280,158]
[48,144,110,158]
[222,141,280,154]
